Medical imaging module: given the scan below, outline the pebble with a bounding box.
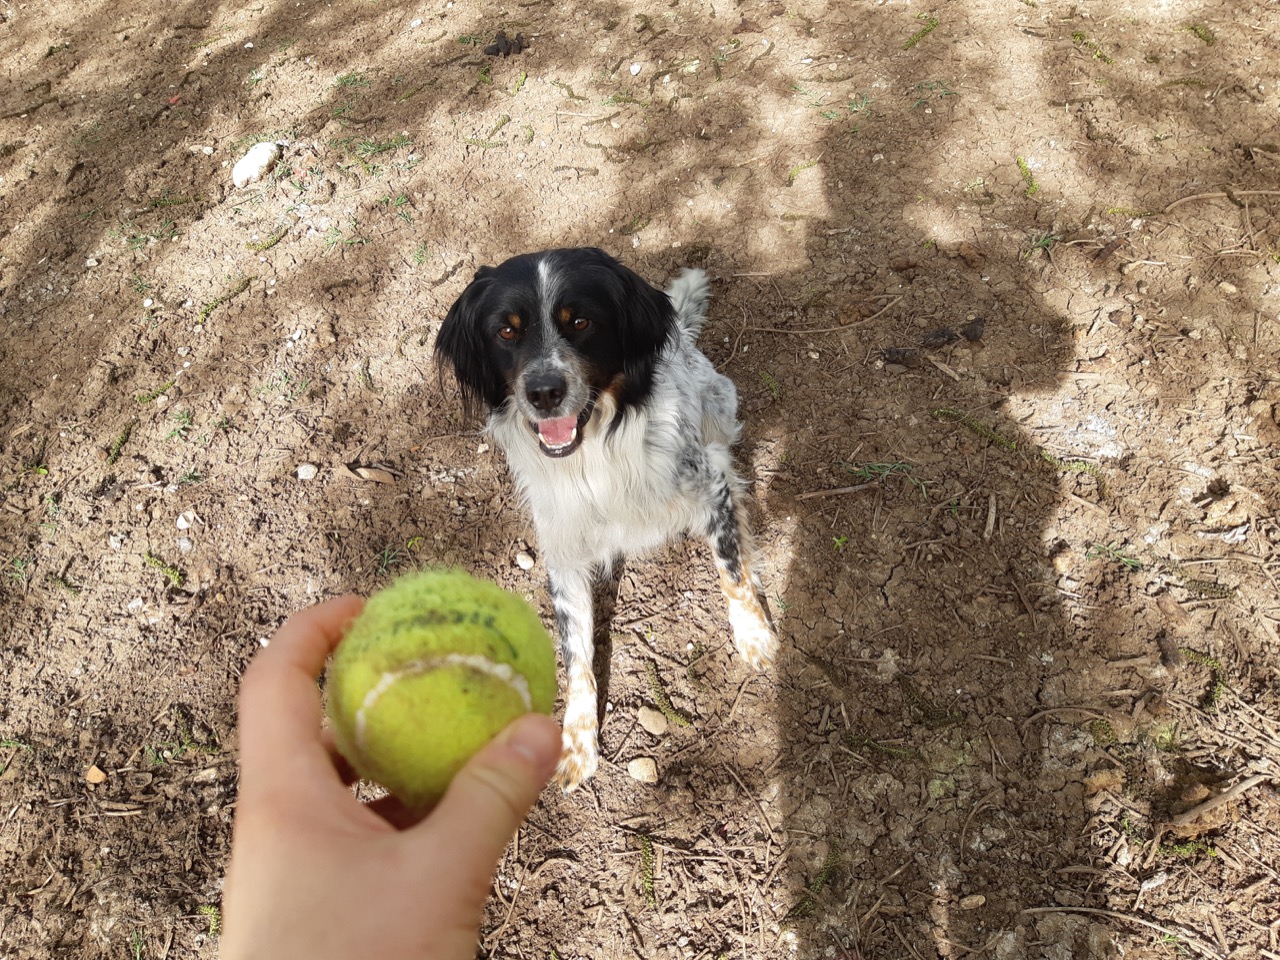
[296,463,319,481]
[176,510,196,530]
[515,551,536,571]
[627,757,658,783]
[629,63,642,76]
[637,706,669,736]
[85,258,99,267]
[232,141,282,188]
[959,894,986,910]
[409,17,422,27]
[176,537,194,554]
[85,765,108,785]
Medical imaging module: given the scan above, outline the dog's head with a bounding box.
[434,248,674,457]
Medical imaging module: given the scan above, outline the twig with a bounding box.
[721,763,776,838]
[1022,907,1224,959]
[1162,190,1280,214]
[1168,773,1272,827]
[746,295,902,335]
[1020,705,1108,730]
[796,482,877,501]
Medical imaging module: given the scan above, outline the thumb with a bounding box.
[413,713,561,899]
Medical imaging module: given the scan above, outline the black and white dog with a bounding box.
[435,248,775,790]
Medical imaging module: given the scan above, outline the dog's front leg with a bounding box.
[547,565,599,791]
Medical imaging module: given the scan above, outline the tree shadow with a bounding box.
[0,0,1274,957]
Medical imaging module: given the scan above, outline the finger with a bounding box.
[409,714,560,902]
[238,595,365,784]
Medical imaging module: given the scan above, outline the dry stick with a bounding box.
[1169,773,1272,828]
[747,295,904,335]
[1019,705,1109,730]
[1162,189,1280,214]
[796,481,877,501]
[1022,907,1224,960]
[721,762,777,838]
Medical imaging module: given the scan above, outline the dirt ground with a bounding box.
[2,0,1279,957]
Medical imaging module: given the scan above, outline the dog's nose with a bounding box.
[525,373,567,414]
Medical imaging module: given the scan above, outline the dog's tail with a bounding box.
[666,268,710,343]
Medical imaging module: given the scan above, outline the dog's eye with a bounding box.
[497,325,518,341]
[572,317,591,332]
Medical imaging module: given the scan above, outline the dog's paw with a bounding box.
[554,729,599,792]
[731,614,776,671]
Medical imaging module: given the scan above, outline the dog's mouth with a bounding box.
[531,401,594,458]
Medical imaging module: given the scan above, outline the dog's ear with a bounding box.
[435,267,502,418]
[590,250,674,406]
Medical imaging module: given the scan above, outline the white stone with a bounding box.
[515,551,536,571]
[627,757,658,783]
[232,141,282,188]
[629,63,642,76]
[637,706,668,736]
[296,463,319,481]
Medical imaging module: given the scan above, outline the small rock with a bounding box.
[1218,280,1238,296]
[959,894,986,910]
[637,706,669,736]
[630,62,642,76]
[515,551,536,571]
[176,510,196,530]
[627,757,658,783]
[232,141,283,188]
[85,765,108,785]
[85,257,99,268]
[409,17,422,28]
[176,536,194,554]
[296,463,319,481]
[957,241,984,268]
[961,316,986,341]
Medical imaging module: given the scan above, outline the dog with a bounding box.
[435,247,776,790]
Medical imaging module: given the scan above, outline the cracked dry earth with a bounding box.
[1,0,1279,958]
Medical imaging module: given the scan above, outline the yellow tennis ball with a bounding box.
[325,568,557,811]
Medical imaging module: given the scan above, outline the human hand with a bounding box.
[221,595,562,960]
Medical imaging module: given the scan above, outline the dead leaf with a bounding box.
[334,463,363,482]
[733,18,763,33]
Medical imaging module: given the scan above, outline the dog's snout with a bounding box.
[525,373,568,414]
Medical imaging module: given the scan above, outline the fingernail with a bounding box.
[503,714,561,774]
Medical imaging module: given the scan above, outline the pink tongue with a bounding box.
[537,415,578,447]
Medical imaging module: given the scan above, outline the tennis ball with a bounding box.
[325,568,557,811]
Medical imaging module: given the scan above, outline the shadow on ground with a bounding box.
[1,1,1277,957]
